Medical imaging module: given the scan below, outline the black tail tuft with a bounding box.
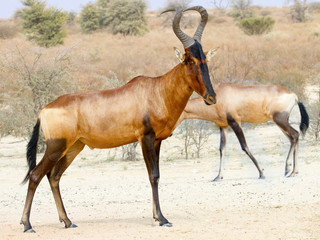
[298,102,309,137]
[22,119,40,184]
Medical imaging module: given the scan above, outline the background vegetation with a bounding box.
[20,0,67,47]
[79,0,148,35]
[0,0,319,159]
[238,16,275,35]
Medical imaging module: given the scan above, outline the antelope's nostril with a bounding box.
[209,95,216,104]
[204,95,216,105]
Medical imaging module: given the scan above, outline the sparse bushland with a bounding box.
[176,119,215,159]
[308,1,320,13]
[0,6,319,158]
[309,94,320,141]
[238,16,275,35]
[288,0,309,22]
[229,0,253,20]
[0,43,77,150]
[229,0,275,36]
[306,73,320,141]
[161,0,196,29]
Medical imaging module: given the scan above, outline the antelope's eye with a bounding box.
[190,59,197,65]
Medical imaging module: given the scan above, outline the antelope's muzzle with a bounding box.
[204,93,216,105]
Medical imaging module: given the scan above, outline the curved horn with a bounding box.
[184,6,208,43]
[161,7,195,48]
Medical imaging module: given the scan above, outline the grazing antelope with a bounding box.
[20,6,217,232]
[175,83,309,181]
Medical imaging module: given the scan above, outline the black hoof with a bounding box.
[211,176,223,182]
[287,172,298,177]
[70,223,78,228]
[259,175,265,179]
[24,228,36,233]
[66,223,78,229]
[160,222,172,227]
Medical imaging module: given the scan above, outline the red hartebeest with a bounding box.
[20,6,217,232]
[175,83,309,181]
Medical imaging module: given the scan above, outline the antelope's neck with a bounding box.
[166,64,194,109]
[153,64,194,138]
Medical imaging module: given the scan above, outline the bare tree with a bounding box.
[121,142,139,161]
[309,82,320,140]
[0,45,76,150]
[230,0,253,19]
[165,0,192,9]
[210,47,265,84]
[176,119,194,159]
[191,120,213,158]
[161,0,195,29]
[212,0,230,10]
[176,119,213,159]
[314,90,320,140]
[288,0,309,22]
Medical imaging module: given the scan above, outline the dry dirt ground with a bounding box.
[0,120,319,240]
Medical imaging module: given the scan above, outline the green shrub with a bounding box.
[96,0,110,28]
[78,0,148,36]
[238,16,275,35]
[21,0,67,47]
[104,0,148,36]
[79,3,100,33]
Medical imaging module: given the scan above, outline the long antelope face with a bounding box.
[162,6,216,105]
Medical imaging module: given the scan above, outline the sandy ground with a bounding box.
[0,120,319,240]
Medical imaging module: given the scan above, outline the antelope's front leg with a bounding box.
[140,135,171,227]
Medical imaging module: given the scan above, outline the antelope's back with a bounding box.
[216,83,297,123]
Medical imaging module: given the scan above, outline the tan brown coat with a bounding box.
[176,83,309,181]
[20,6,217,233]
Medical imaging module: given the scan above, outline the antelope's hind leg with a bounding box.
[212,127,227,181]
[47,140,85,229]
[21,138,68,233]
[273,112,299,177]
[227,114,265,179]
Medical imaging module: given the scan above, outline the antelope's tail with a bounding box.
[22,119,40,184]
[298,102,309,137]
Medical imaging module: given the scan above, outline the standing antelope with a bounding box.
[175,83,309,181]
[20,6,217,232]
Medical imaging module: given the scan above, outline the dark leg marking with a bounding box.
[47,140,85,228]
[273,112,299,177]
[213,127,227,181]
[141,114,171,227]
[21,138,67,233]
[227,113,265,179]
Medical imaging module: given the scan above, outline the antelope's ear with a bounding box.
[174,47,184,63]
[206,47,220,62]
